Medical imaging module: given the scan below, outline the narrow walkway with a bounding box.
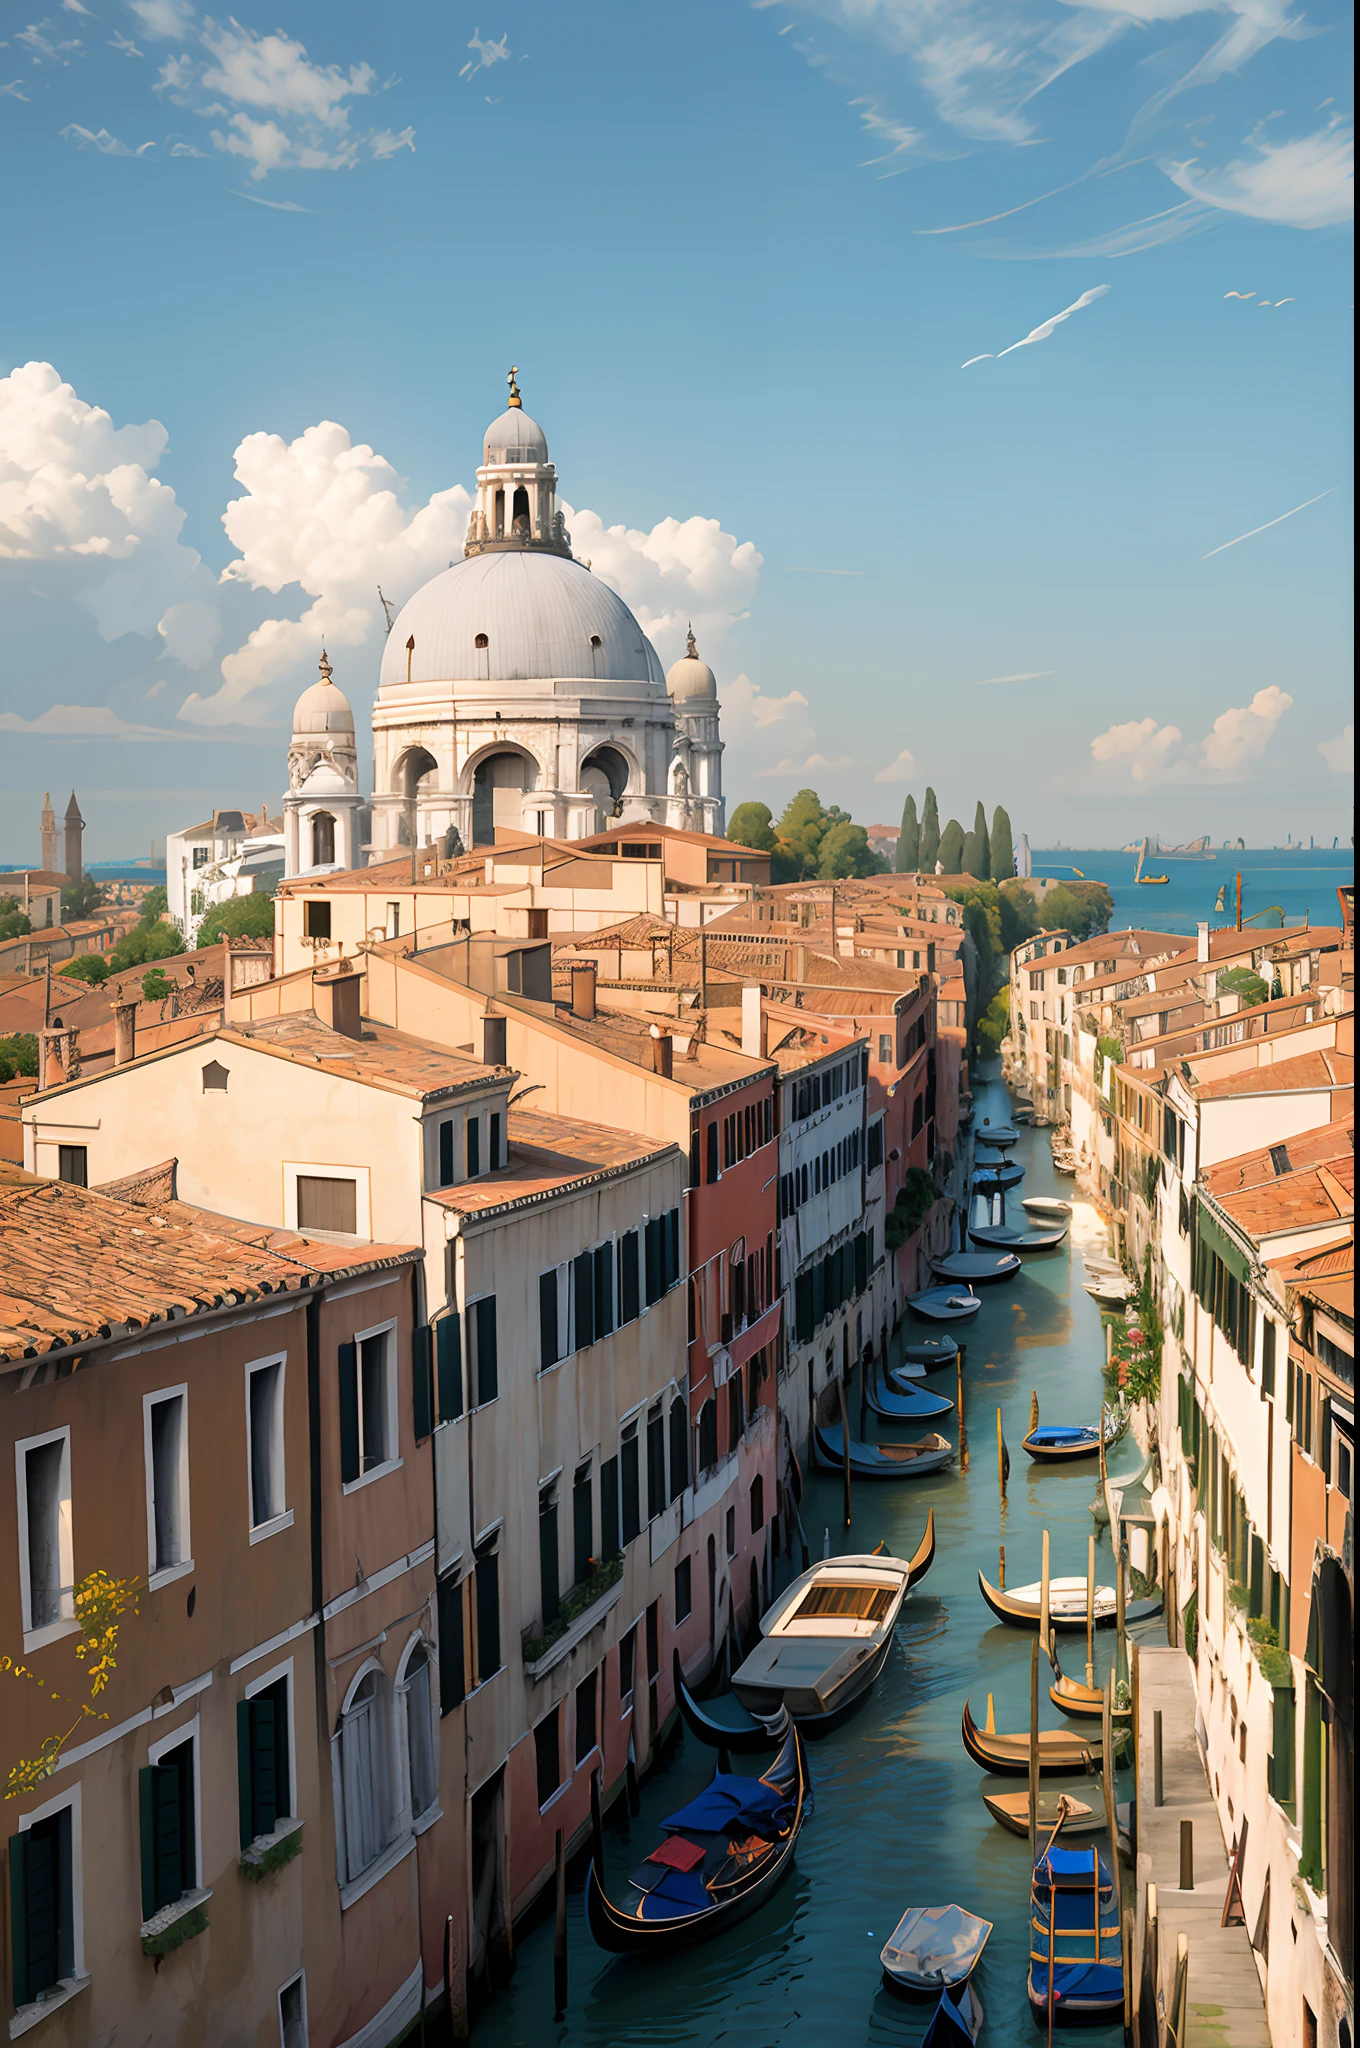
[1136,1645,1271,2046]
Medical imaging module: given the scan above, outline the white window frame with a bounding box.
[16,1425,76,1652]
[143,1384,193,1590]
[342,1318,402,1494]
[146,1712,203,1895]
[277,1971,308,2048]
[333,1656,405,1905]
[395,1632,441,1830]
[283,1161,371,1239]
[245,1657,298,1829]
[16,1779,85,1991]
[244,1352,292,1543]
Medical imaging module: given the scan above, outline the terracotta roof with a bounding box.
[1267,1234,1354,1285]
[427,1107,673,1218]
[1193,1049,1353,1101]
[0,1162,418,1364]
[1204,1120,1354,1242]
[0,870,66,892]
[1203,1118,1354,1195]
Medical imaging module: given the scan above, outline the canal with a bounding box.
[481,1072,1146,2045]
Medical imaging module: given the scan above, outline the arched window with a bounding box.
[339,1668,390,1882]
[311,811,335,866]
[474,633,489,650]
[511,486,530,535]
[697,1398,718,1473]
[402,1642,438,1820]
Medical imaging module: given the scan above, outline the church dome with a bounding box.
[292,652,355,735]
[483,407,548,466]
[666,628,718,705]
[379,550,666,691]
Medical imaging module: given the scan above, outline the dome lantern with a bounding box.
[465,365,571,561]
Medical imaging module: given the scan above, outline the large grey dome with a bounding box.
[379,550,666,690]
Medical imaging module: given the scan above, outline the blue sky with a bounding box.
[1,0,1352,863]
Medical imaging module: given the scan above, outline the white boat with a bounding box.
[1022,1196,1071,1220]
[1083,1274,1131,1304]
[731,1546,924,1728]
[880,1902,993,1995]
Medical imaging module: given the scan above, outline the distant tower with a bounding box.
[284,652,365,879]
[664,627,725,834]
[40,792,57,873]
[63,791,84,881]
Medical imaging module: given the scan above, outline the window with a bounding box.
[311,812,336,866]
[386,902,401,940]
[669,1400,689,1501]
[435,1313,463,1423]
[866,1119,884,1171]
[697,1399,718,1472]
[140,1729,197,1917]
[303,900,331,940]
[339,1670,390,1883]
[279,1975,308,2048]
[238,1674,290,1846]
[56,1145,88,1187]
[338,1325,397,1487]
[621,1426,641,1545]
[144,1388,190,1580]
[402,1643,438,1819]
[192,843,210,868]
[573,1462,593,1584]
[750,1475,764,1534]
[17,1428,74,1642]
[675,1554,692,1624]
[438,1120,455,1188]
[726,1504,737,1557]
[202,1061,229,1093]
[297,1174,357,1234]
[436,1571,465,1712]
[539,1269,562,1370]
[246,1359,287,1534]
[466,1116,481,1178]
[600,1455,620,1559]
[489,1111,502,1169]
[539,1487,560,1626]
[619,1230,641,1325]
[574,1668,598,1765]
[618,1627,636,1706]
[878,1034,891,1064]
[469,1296,498,1406]
[646,1406,667,1521]
[1261,1320,1277,1398]
[9,1796,77,2008]
[706,1122,719,1183]
[474,1540,501,1682]
[534,1706,562,1808]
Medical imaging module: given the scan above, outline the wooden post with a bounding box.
[1141,1884,1159,2048]
[1180,1819,1194,1890]
[1040,1529,1051,1655]
[1029,1635,1041,1865]
[1086,1533,1096,1690]
[553,1827,568,2018]
[1170,1931,1189,2048]
[986,1691,996,1735]
[1116,1539,1128,1689]
[1122,1905,1136,2039]
[1030,1388,1040,1437]
[1130,1640,1140,1859]
[1098,1400,1109,1529]
[1153,1710,1164,1807]
[999,1543,1006,1591]
[1102,1668,1128,2031]
[836,1372,852,1528]
[997,1406,1007,1506]
[1046,1886,1057,2046]
[957,1347,968,1470]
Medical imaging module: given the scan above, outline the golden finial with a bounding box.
[685,623,698,660]
[318,648,333,684]
[507,365,522,409]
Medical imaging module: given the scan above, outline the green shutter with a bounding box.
[237,1699,254,1848]
[539,1272,558,1371]
[476,1297,498,1405]
[338,1340,360,1483]
[139,1766,158,1920]
[1195,1201,1251,1286]
[437,1572,465,1713]
[573,1253,595,1349]
[9,1833,30,2010]
[251,1698,278,1840]
[412,1325,434,1440]
[152,1759,183,1909]
[435,1314,462,1421]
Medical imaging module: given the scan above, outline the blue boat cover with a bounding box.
[922,1988,975,2048]
[662,1772,791,1837]
[637,1867,712,1919]
[1037,1846,1108,1883]
[1030,1961,1123,2004]
[1028,1426,1097,1446]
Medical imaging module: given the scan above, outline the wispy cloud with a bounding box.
[60,121,156,154]
[724,675,809,733]
[1318,726,1353,774]
[1202,486,1339,559]
[0,703,202,740]
[460,28,509,79]
[229,187,317,212]
[1,79,32,99]
[962,285,1109,366]
[14,19,84,63]
[108,30,142,57]
[783,565,863,576]
[1168,118,1353,229]
[975,669,1054,685]
[874,747,917,783]
[752,751,853,778]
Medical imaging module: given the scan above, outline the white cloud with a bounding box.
[460,28,509,79]
[60,121,156,154]
[14,20,84,63]
[975,669,1054,684]
[1090,686,1293,783]
[723,673,809,734]
[963,285,1109,367]
[1317,725,1352,774]
[127,0,195,40]
[563,505,761,664]
[109,32,144,58]
[1,81,33,100]
[752,751,853,778]
[0,702,193,738]
[874,747,917,783]
[1168,118,1353,228]
[156,597,219,667]
[0,359,214,648]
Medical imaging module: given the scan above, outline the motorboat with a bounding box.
[866,1369,955,1423]
[1027,1844,1124,2026]
[1022,1196,1071,1221]
[1083,1273,1131,1304]
[730,1531,933,1731]
[975,1118,1019,1149]
[968,1222,1068,1254]
[933,1250,1022,1286]
[900,1334,959,1368]
[972,1160,1025,1190]
[922,1983,984,2046]
[811,1423,954,1480]
[982,1789,1102,1838]
[672,1650,790,1754]
[960,1698,1098,1776]
[908,1286,982,1323]
[879,1902,992,1998]
[585,1725,809,1952]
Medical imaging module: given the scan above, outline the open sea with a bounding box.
[1030,846,1353,937]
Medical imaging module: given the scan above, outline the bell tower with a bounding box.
[463,367,572,559]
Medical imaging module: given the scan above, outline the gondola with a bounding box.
[933,1250,1022,1286]
[880,1902,992,1999]
[1047,1668,1132,1726]
[899,1333,958,1368]
[975,1119,1019,1148]
[908,1286,982,1323]
[673,1649,789,1754]
[812,1423,953,1480]
[968,1222,1069,1254]
[867,1370,955,1422]
[983,1789,1103,1838]
[960,1698,1097,1776]
[1021,1420,1114,1465]
[972,1160,1025,1190]
[1027,1843,1124,2026]
[977,1569,1163,1632]
[585,1722,810,1952]
[922,1982,984,2045]
[1022,1196,1071,1221]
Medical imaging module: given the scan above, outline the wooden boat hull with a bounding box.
[812,1424,953,1480]
[961,1699,1097,1776]
[673,1649,786,1753]
[921,1982,984,2045]
[1048,1675,1132,1724]
[1021,1428,1102,1464]
[978,1571,1116,1632]
[585,1726,809,1953]
[983,1790,1102,1837]
[732,1545,927,1730]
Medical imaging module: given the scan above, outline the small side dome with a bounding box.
[666,626,717,705]
[292,651,355,736]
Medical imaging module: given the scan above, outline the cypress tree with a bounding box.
[920,787,941,870]
[960,830,979,876]
[990,804,1015,881]
[896,794,920,872]
[938,817,965,872]
[971,802,990,879]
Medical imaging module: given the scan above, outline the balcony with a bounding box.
[521,1555,624,1682]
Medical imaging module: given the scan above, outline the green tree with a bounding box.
[61,873,106,922]
[817,821,882,879]
[0,897,32,940]
[937,817,965,873]
[138,885,168,926]
[990,805,1015,881]
[773,789,829,881]
[971,802,990,879]
[140,968,174,1003]
[727,802,778,854]
[920,787,941,870]
[1217,965,1270,1009]
[57,954,108,986]
[976,989,1011,1058]
[0,1035,39,1082]
[896,794,919,872]
[998,879,1041,951]
[106,922,184,973]
[1041,881,1114,941]
[197,895,275,947]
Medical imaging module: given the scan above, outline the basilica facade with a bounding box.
[282,375,725,880]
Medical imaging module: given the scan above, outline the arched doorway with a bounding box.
[471,749,537,848]
[310,811,335,866]
[580,745,630,830]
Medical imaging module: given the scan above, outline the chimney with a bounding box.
[1196,920,1210,964]
[741,983,764,1059]
[569,962,597,1021]
[114,1001,136,1067]
[481,1014,507,1066]
[649,1024,673,1078]
[39,1028,65,1091]
[314,960,362,1038]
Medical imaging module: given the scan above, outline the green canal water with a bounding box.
[481,1075,1148,2046]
